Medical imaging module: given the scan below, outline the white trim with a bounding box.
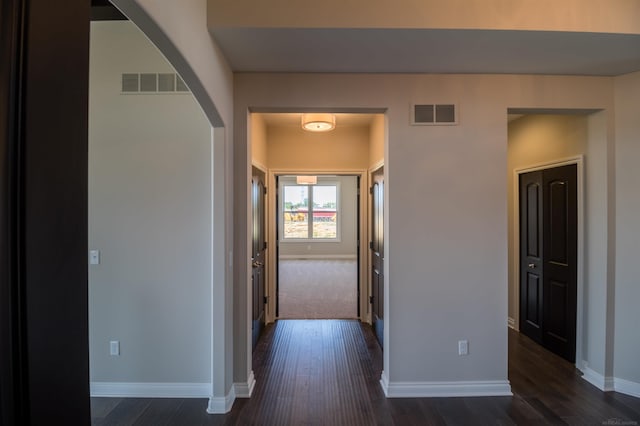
[581,363,615,392]
[507,317,516,330]
[233,370,256,398]
[614,377,640,398]
[252,161,268,174]
[266,168,368,326]
[279,178,342,243]
[580,364,640,397]
[278,254,357,260]
[369,159,384,174]
[90,382,210,398]
[512,156,584,367]
[206,386,235,414]
[382,380,512,398]
[379,370,390,396]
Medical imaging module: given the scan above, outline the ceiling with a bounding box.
[93,1,640,76]
[211,28,640,76]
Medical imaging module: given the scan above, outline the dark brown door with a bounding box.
[519,164,577,362]
[371,168,384,347]
[251,169,266,350]
[2,1,91,423]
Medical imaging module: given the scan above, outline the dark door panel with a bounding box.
[519,164,577,362]
[252,169,266,350]
[542,165,577,362]
[520,171,543,344]
[371,168,384,347]
[525,273,541,330]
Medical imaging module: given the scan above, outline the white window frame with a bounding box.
[279,180,341,242]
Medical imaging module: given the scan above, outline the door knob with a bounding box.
[528,263,536,269]
[252,261,263,268]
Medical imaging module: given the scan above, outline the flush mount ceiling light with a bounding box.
[296,175,317,185]
[301,113,336,132]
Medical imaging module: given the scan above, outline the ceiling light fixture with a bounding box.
[301,113,336,132]
[296,175,317,185]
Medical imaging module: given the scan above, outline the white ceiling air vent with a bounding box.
[176,74,189,92]
[411,104,457,125]
[121,73,139,92]
[158,73,175,92]
[121,73,191,94]
[139,73,157,92]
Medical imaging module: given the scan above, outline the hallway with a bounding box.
[92,321,640,425]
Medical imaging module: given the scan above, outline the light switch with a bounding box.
[89,249,100,265]
[458,340,469,356]
[110,340,120,356]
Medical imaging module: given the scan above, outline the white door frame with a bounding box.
[266,168,369,324]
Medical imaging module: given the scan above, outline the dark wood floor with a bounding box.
[92,320,640,425]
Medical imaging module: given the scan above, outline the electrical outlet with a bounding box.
[110,340,120,356]
[458,340,468,356]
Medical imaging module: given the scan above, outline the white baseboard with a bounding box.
[90,382,210,398]
[234,370,256,398]
[381,378,512,398]
[614,377,640,398]
[507,317,516,330]
[278,254,357,260]
[580,363,640,397]
[380,371,390,396]
[580,362,615,391]
[207,387,235,414]
[207,372,257,414]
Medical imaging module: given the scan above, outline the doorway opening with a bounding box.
[518,163,578,362]
[507,111,593,393]
[276,174,360,319]
[249,112,385,347]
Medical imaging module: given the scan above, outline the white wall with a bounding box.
[369,114,385,168]
[278,175,358,257]
[89,22,212,386]
[110,0,237,410]
[250,114,268,169]
[506,114,588,325]
[582,109,616,387]
[234,73,614,396]
[97,0,638,404]
[614,71,640,391]
[267,125,370,169]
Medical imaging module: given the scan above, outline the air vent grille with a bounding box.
[411,104,457,125]
[158,73,175,92]
[176,75,189,92]
[139,73,157,92]
[121,73,139,92]
[121,73,190,94]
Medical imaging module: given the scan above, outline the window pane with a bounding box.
[283,185,308,239]
[312,186,337,239]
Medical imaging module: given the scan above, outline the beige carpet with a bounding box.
[278,259,357,319]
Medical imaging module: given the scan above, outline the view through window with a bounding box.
[283,184,338,239]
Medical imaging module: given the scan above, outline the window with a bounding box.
[282,183,339,240]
